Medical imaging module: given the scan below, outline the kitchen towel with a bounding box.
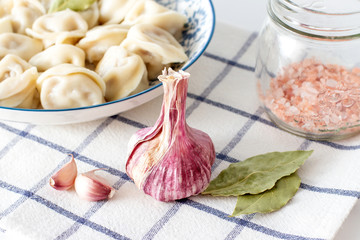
[0,22,359,240]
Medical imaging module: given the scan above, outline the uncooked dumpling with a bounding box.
[123,0,187,39]
[37,64,106,109]
[0,16,13,33]
[79,1,99,28]
[0,32,43,60]
[0,0,14,18]
[26,9,88,48]
[0,54,39,108]
[96,46,148,101]
[77,24,129,63]
[120,23,188,79]
[29,44,85,72]
[36,0,53,11]
[11,0,45,34]
[98,0,138,24]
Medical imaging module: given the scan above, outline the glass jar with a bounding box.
[256,0,360,140]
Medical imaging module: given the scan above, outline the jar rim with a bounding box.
[269,0,360,39]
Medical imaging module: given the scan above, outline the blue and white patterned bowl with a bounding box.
[0,0,215,125]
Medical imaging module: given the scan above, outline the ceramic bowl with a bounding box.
[0,0,215,125]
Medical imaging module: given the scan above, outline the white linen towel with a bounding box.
[0,22,359,240]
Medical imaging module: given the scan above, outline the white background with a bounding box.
[211,0,360,239]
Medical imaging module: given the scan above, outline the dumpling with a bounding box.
[79,1,99,28]
[11,0,45,34]
[77,24,129,63]
[0,16,13,33]
[0,33,43,60]
[18,86,40,108]
[98,0,137,24]
[37,64,106,109]
[0,54,39,108]
[96,46,148,101]
[123,0,187,39]
[29,44,85,72]
[120,23,188,79]
[26,9,88,48]
[0,1,15,33]
[0,0,13,17]
[36,0,53,11]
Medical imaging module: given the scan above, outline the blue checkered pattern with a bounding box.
[0,23,359,240]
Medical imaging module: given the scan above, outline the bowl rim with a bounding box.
[0,0,216,113]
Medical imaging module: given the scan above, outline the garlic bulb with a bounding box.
[126,68,215,202]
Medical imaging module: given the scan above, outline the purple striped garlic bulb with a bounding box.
[126,68,215,202]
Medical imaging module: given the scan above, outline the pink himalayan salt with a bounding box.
[263,58,360,133]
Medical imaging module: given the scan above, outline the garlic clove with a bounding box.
[126,68,215,202]
[74,169,115,201]
[50,154,77,191]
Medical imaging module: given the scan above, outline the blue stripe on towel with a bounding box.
[224,214,256,240]
[211,107,265,172]
[180,199,325,240]
[55,178,128,240]
[113,115,148,129]
[0,125,34,159]
[0,122,129,182]
[186,32,258,118]
[310,140,360,150]
[204,52,256,72]
[0,118,119,220]
[0,119,131,239]
[141,202,182,240]
[187,93,276,127]
[300,183,360,199]
[0,180,130,240]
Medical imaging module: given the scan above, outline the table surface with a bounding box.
[211,0,360,239]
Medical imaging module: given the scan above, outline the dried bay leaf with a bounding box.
[202,150,312,196]
[49,0,96,13]
[231,172,301,216]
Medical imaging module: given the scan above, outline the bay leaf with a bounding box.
[49,0,96,13]
[202,150,312,196]
[231,172,301,216]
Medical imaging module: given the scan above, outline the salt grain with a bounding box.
[326,79,338,88]
[342,98,355,108]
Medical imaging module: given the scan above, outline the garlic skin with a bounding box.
[50,155,77,191]
[126,68,215,202]
[74,169,115,201]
